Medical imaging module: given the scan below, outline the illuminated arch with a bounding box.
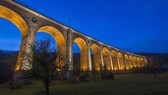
[91,43,101,71]
[37,26,66,71]
[140,58,145,67]
[102,48,112,71]
[133,56,138,67]
[129,56,134,68]
[73,37,88,71]
[137,57,141,67]
[124,54,129,69]
[118,52,125,70]
[0,6,28,37]
[37,26,66,55]
[0,5,29,71]
[111,50,119,70]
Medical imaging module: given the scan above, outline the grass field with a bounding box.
[0,73,168,95]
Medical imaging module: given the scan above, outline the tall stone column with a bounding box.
[14,23,37,80]
[88,42,92,71]
[109,54,114,70]
[87,42,93,79]
[136,57,139,68]
[100,47,104,70]
[66,29,73,70]
[122,53,127,71]
[116,51,121,70]
[21,27,37,70]
[63,28,73,80]
[14,36,29,71]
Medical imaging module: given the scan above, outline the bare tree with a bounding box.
[28,38,65,95]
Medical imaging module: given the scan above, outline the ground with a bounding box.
[0,73,168,95]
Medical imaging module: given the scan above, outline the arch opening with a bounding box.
[73,37,88,71]
[91,43,101,71]
[141,58,145,67]
[137,57,141,67]
[111,50,119,70]
[129,56,134,68]
[0,5,28,71]
[118,52,125,70]
[133,57,138,67]
[0,18,22,82]
[37,26,66,71]
[72,43,80,75]
[102,48,111,71]
[37,26,66,55]
[124,54,130,69]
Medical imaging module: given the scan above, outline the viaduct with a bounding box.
[0,0,148,76]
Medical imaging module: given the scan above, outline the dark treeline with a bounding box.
[138,53,168,66]
[0,50,18,83]
[0,50,168,83]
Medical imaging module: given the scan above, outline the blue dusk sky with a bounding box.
[0,0,168,53]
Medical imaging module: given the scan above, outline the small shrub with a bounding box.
[108,72,115,79]
[101,71,115,80]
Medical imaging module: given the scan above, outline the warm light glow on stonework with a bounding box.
[102,48,112,70]
[111,50,119,70]
[141,58,145,67]
[37,26,66,54]
[124,54,129,69]
[118,52,125,70]
[91,43,101,71]
[129,56,134,68]
[96,67,101,71]
[133,57,138,67]
[114,68,118,70]
[74,37,89,71]
[0,6,28,37]
[0,5,29,71]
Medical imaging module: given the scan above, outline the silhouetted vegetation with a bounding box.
[0,50,18,83]
[1,73,168,95]
[139,53,168,66]
[0,50,168,84]
[28,38,62,95]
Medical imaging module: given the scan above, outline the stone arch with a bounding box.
[73,37,88,71]
[118,52,125,70]
[0,5,29,71]
[133,56,138,67]
[91,43,101,71]
[137,57,141,67]
[129,56,134,68]
[124,54,129,69]
[111,50,119,70]
[140,58,145,67]
[37,26,66,72]
[37,26,66,55]
[102,47,112,71]
[0,5,28,37]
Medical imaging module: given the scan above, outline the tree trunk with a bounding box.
[45,83,49,95]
